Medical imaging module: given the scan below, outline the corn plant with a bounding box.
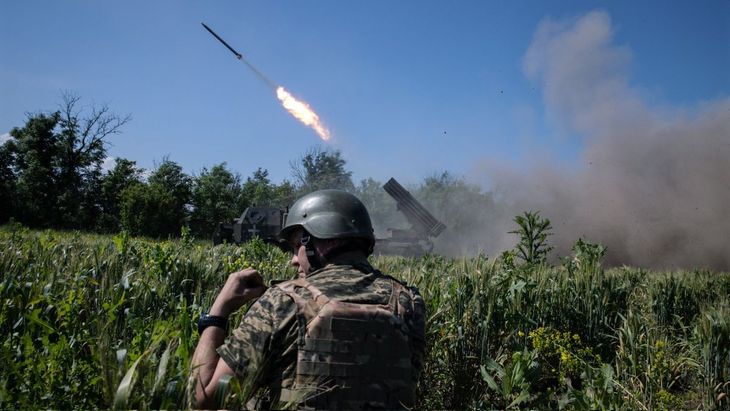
[1,225,729,409]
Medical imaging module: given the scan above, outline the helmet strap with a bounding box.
[302,232,325,273]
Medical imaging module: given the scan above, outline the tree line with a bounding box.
[0,94,355,238]
[1,94,505,251]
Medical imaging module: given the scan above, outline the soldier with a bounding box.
[191,189,426,409]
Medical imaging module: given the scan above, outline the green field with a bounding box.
[1,226,728,410]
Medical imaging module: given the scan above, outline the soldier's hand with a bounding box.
[209,268,267,317]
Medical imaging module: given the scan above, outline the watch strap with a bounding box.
[197,313,229,334]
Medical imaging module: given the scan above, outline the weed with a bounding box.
[509,211,554,266]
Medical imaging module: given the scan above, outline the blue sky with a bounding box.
[1,1,728,186]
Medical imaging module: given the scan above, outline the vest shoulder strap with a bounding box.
[276,278,331,322]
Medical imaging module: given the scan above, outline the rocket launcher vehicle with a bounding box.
[213,177,445,257]
[375,178,447,256]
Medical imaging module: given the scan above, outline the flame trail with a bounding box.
[276,86,331,141]
[202,23,331,141]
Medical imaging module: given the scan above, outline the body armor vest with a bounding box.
[276,275,416,409]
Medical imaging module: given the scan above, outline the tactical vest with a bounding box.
[276,274,416,410]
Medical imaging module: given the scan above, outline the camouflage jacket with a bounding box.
[217,261,426,409]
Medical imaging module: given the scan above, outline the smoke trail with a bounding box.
[475,11,730,270]
[239,55,278,91]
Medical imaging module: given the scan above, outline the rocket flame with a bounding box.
[276,86,331,141]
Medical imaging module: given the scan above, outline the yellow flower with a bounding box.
[518,331,525,337]
[560,350,570,363]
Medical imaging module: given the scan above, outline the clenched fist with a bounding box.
[208,268,267,317]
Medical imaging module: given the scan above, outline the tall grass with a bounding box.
[1,225,728,409]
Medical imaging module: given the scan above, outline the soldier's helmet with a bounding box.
[280,189,375,246]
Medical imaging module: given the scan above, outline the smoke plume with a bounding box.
[478,11,730,270]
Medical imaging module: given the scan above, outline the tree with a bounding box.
[355,177,402,236]
[55,93,131,228]
[190,163,242,238]
[98,158,143,232]
[0,139,18,222]
[241,168,274,207]
[3,93,130,228]
[9,112,62,226]
[290,147,354,193]
[272,179,296,207]
[120,159,192,238]
[149,159,192,236]
[119,182,172,237]
[240,168,296,208]
[414,171,509,255]
[148,160,192,205]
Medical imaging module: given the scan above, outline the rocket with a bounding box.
[201,23,243,60]
[201,22,276,90]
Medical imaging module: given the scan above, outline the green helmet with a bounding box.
[280,189,375,243]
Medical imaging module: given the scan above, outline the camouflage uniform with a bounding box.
[217,261,426,409]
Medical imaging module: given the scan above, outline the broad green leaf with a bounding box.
[480,365,500,392]
[113,353,143,409]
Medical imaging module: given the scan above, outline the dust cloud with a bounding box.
[473,11,730,270]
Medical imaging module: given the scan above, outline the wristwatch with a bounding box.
[197,313,229,334]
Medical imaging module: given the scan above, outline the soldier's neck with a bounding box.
[325,251,369,266]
